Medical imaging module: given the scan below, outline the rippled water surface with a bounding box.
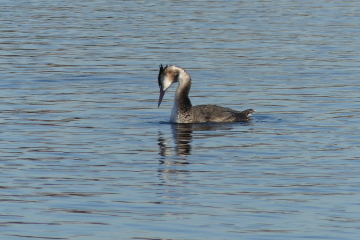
[2,0,360,239]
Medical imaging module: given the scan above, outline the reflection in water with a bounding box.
[158,123,235,158]
[171,124,193,156]
[158,131,173,157]
[158,124,193,158]
[157,123,237,197]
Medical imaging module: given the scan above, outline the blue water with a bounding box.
[1,0,360,239]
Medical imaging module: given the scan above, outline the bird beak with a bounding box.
[158,88,165,108]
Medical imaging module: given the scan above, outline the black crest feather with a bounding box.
[158,64,168,88]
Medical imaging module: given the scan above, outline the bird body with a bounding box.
[157,65,255,123]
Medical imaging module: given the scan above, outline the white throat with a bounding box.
[170,99,179,122]
[170,84,182,122]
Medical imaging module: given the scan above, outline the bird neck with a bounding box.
[170,70,192,122]
[175,70,192,110]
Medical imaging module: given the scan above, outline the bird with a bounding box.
[157,64,256,123]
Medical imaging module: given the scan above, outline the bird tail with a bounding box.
[242,109,256,117]
[236,109,256,122]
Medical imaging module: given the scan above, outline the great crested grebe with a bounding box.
[157,64,256,123]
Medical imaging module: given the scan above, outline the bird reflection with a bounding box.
[158,123,235,159]
[158,123,193,158]
[157,123,240,195]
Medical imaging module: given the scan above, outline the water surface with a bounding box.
[1,0,360,239]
